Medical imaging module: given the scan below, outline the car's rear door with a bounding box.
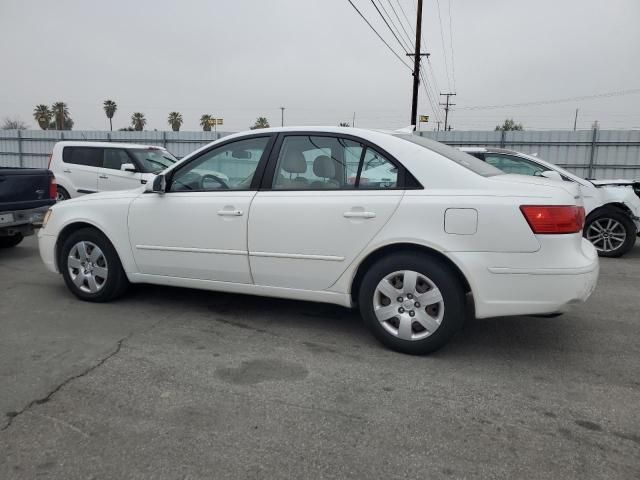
[248,133,406,291]
[61,146,100,194]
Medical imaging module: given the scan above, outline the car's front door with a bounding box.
[127,135,274,283]
[248,134,405,291]
[98,148,144,192]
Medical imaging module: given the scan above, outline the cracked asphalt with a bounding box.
[1,236,639,479]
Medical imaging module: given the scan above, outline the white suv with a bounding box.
[49,142,178,200]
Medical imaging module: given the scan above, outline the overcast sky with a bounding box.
[1,0,639,132]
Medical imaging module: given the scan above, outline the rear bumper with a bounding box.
[0,206,50,237]
[450,236,599,318]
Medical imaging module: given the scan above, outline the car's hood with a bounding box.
[590,179,638,187]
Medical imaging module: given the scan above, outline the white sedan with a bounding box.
[38,127,599,354]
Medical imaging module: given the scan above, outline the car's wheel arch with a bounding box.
[349,242,472,306]
[587,202,634,223]
[55,221,127,275]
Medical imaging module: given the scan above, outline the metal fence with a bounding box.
[0,130,232,169]
[418,129,640,180]
[1,128,639,180]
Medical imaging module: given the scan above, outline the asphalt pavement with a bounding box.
[1,236,639,479]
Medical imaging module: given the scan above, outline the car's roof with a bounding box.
[55,141,168,150]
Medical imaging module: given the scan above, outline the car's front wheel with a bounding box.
[60,228,129,302]
[358,252,466,355]
[584,208,637,258]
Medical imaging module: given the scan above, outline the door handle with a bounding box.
[343,211,376,219]
[99,174,109,179]
[217,209,243,216]
[63,169,71,173]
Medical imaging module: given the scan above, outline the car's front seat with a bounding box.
[311,155,340,189]
[276,150,308,188]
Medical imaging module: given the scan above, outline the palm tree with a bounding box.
[33,105,52,130]
[168,112,183,132]
[250,117,270,130]
[200,114,213,132]
[103,100,117,131]
[51,102,70,130]
[131,112,146,131]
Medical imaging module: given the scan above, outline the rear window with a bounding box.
[128,148,177,173]
[62,147,103,167]
[395,134,503,177]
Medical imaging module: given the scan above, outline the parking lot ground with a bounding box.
[1,236,639,479]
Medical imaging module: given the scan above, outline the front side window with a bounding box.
[169,137,270,192]
[62,147,103,167]
[128,148,177,173]
[103,149,133,170]
[484,154,547,176]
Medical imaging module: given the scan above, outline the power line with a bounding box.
[447,0,457,91]
[369,0,410,53]
[345,0,412,70]
[457,88,640,110]
[435,0,452,90]
[394,0,416,38]
[384,0,414,49]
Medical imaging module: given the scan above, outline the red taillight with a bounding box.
[49,176,57,200]
[520,205,585,234]
[47,153,52,168]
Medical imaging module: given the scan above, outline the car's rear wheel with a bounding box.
[584,208,637,258]
[56,186,70,201]
[60,228,129,302]
[0,233,24,248]
[358,252,466,355]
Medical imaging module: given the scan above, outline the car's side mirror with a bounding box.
[146,174,166,193]
[121,163,137,173]
[540,170,563,181]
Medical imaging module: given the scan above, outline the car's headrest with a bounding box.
[313,155,336,179]
[281,150,307,174]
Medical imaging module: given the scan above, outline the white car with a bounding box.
[49,141,178,200]
[460,147,640,257]
[38,127,598,354]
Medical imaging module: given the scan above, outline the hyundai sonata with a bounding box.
[38,127,599,354]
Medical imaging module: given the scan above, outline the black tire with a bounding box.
[60,227,129,302]
[56,186,70,201]
[584,207,637,258]
[0,233,24,248]
[358,252,466,355]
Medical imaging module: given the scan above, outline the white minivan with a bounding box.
[49,142,178,200]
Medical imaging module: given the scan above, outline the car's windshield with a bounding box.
[128,148,177,173]
[395,134,503,177]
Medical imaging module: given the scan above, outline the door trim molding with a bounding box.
[135,245,246,255]
[249,251,345,262]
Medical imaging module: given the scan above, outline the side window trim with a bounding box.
[258,132,421,191]
[165,134,276,192]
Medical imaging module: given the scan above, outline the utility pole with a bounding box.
[352,112,356,128]
[280,107,285,127]
[440,93,456,131]
[408,0,428,129]
[573,108,579,131]
[436,121,442,131]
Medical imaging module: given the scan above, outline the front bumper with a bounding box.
[38,231,58,273]
[450,236,599,318]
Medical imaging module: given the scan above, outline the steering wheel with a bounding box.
[200,173,229,190]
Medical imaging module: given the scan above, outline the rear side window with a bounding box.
[396,134,502,177]
[62,147,103,167]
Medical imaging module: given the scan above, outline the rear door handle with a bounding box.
[99,174,109,179]
[63,169,71,173]
[217,209,243,216]
[343,211,376,219]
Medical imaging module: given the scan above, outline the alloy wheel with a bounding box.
[586,218,627,253]
[67,241,109,293]
[373,270,445,341]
